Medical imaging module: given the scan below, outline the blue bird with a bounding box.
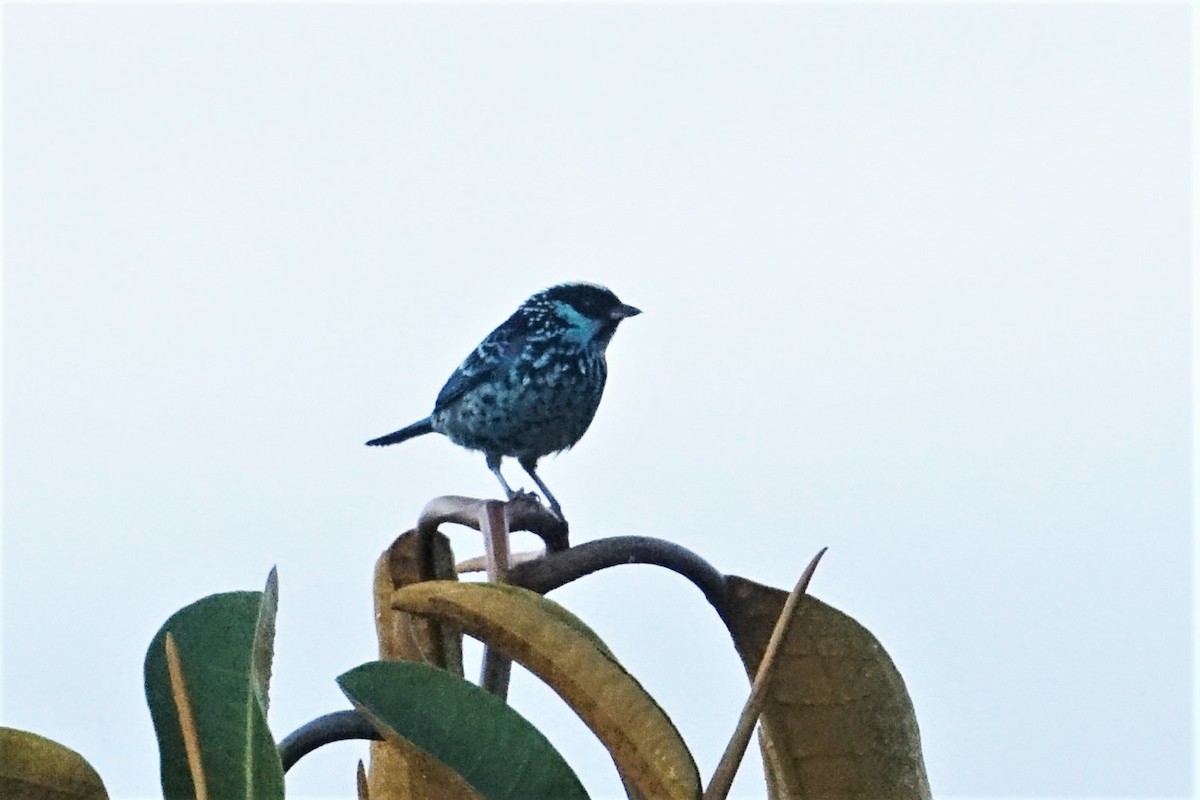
[367,282,641,519]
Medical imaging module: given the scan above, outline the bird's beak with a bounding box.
[612,304,642,320]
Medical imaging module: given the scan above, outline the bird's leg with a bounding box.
[485,453,517,500]
[518,456,563,519]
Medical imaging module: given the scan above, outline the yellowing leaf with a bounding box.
[371,531,467,798]
[723,577,931,799]
[0,727,108,800]
[373,530,463,670]
[393,581,700,800]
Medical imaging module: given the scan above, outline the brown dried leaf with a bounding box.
[356,760,369,800]
[370,529,466,800]
[373,529,463,669]
[723,577,931,800]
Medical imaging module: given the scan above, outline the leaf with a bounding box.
[144,588,285,800]
[393,581,701,800]
[340,661,582,800]
[252,567,280,714]
[471,582,619,661]
[0,727,108,800]
[723,577,932,800]
[360,736,484,800]
[356,760,369,800]
[373,530,463,671]
[370,531,468,799]
[704,550,825,800]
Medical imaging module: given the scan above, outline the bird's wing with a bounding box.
[433,332,521,412]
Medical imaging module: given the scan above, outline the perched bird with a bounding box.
[366,282,641,519]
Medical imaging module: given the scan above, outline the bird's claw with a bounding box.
[509,488,540,505]
[506,489,565,522]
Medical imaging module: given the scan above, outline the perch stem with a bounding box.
[478,500,513,699]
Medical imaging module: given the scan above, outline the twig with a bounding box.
[508,535,729,615]
[164,633,208,800]
[479,500,513,698]
[416,494,569,552]
[702,548,828,800]
[277,710,381,772]
[456,549,545,573]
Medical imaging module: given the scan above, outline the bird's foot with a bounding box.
[499,492,569,552]
[504,488,567,528]
[509,488,540,506]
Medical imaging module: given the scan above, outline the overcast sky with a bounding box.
[2,4,1191,799]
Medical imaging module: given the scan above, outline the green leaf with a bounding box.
[0,727,108,800]
[339,661,589,800]
[144,584,284,800]
[252,567,280,714]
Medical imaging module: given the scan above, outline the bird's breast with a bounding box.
[433,349,608,459]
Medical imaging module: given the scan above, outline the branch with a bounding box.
[507,536,730,617]
[417,494,569,552]
[279,535,806,774]
[277,710,381,772]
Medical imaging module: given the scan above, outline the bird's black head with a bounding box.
[537,282,640,321]
[532,282,641,347]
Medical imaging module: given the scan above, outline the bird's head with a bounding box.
[532,282,641,347]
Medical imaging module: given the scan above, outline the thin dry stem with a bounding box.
[457,549,545,574]
[482,501,511,583]
[164,633,208,800]
[356,759,370,800]
[478,500,513,699]
[703,547,828,800]
[416,494,568,551]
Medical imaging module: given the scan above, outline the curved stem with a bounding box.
[279,537,734,773]
[417,494,569,552]
[507,535,730,617]
[277,710,380,772]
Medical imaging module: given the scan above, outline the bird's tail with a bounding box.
[365,417,434,447]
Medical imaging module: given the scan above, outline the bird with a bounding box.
[366,282,641,520]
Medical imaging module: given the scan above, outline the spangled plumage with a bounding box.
[367,282,640,519]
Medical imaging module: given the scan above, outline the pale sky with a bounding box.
[2,4,1191,799]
